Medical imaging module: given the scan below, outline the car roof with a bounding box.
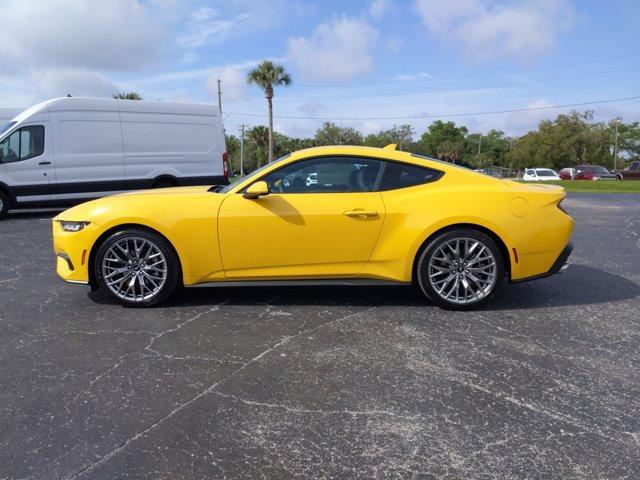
[224,144,500,194]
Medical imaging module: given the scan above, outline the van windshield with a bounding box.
[0,121,16,137]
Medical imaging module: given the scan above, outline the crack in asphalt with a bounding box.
[68,304,380,478]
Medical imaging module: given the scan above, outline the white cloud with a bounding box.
[370,0,394,20]
[205,66,247,102]
[299,99,326,116]
[0,0,166,71]
[178,0,309,49]
[385,37,404,52]
[506,98,555,133]
[394,72,433,82]
[287,17,378,82]
[178,7,237,48]
[32,69,120,99]
[413,0,573,61]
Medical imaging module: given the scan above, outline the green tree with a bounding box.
[610,120,640,166]
[314,122,363,145]
[245,125,272,172]
[363,124,415,150]
[247,60,292,163]
[225,134,241,175]
[419,121,468,162]
[113,92,142,100]
[510,111,611,170]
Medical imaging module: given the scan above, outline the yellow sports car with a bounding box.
[52,144,574,310]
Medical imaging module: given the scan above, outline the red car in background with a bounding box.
[573,165,619,180]
[616,161,640,180]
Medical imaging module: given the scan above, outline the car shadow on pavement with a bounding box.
[89,264,638,310]
[483,265,638,310]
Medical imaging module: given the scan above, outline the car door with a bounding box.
[218,156,386,279]
[0,125,52,203]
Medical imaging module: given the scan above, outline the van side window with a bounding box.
[0,126,44,163]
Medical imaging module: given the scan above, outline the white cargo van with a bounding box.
[0,97,228,218]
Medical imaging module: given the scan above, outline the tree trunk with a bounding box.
[267,96,274,163]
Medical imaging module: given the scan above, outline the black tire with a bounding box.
[152,178,178,188]
[0,190,10,219]
[416,228,505,311]
[94,229,180,307]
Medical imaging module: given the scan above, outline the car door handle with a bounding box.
[38,161,51,165]
[343,209,378,218]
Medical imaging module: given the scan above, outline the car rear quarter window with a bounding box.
[378,161,443,191]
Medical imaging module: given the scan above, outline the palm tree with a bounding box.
[113,92,143,100]
[246,60,292,162]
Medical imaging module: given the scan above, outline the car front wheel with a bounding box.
[95,229,180,307]
[416,229,504,310]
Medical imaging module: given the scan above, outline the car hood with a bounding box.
[54,186,222,225]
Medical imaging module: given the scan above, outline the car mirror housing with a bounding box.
[243,181,270,199]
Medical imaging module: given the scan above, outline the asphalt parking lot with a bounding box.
[1,193,639,479]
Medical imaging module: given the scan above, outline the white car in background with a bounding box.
[523,168,561,182]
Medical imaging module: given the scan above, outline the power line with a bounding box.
[291,53,640,88]
[226,95,640,121]
[275,66,640,99]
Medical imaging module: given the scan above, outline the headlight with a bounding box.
[58,220,90,232]
[592,176,600,180]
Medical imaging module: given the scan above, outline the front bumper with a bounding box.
[52,220,100,284]
[511,242,573,283]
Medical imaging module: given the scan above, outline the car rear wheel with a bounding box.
[95,229,180,307]
[416,229,504,310]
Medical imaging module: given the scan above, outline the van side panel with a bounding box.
[120,107,225,186]
[51,108,125,201]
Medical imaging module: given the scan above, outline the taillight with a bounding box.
[222,152,229,177]
[557,199,568,215]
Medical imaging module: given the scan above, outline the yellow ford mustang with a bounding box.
[52,145,574,310]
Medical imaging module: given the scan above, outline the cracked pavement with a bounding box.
[1,193,639,479]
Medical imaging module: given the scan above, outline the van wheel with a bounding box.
[416,229,504,310]
[0,190,10,219]
[152,178,178,188]
[95,229,180,307]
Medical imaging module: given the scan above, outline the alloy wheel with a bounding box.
[101,236,168,302]
[427,237,497,305]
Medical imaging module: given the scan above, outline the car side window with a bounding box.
[261,156,383,193]
[377,161,443,190]
[0,126,44,163]
[631,162,639,171]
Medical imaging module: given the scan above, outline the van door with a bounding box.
[51,109,125,201]
[0,124,52,204]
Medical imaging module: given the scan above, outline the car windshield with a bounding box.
[217,154,292,193]
[593,166,609,174]
[0,121,16,137]
[536,169,557,177]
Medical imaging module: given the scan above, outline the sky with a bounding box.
[0,0,638,138]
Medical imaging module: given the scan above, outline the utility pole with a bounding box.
[217,78,222,113]
[613,119,619,172]
[239,124,245,177]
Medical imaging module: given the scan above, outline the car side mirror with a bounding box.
[243,181,269,199]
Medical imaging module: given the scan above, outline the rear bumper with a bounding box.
[511,242,573,283]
